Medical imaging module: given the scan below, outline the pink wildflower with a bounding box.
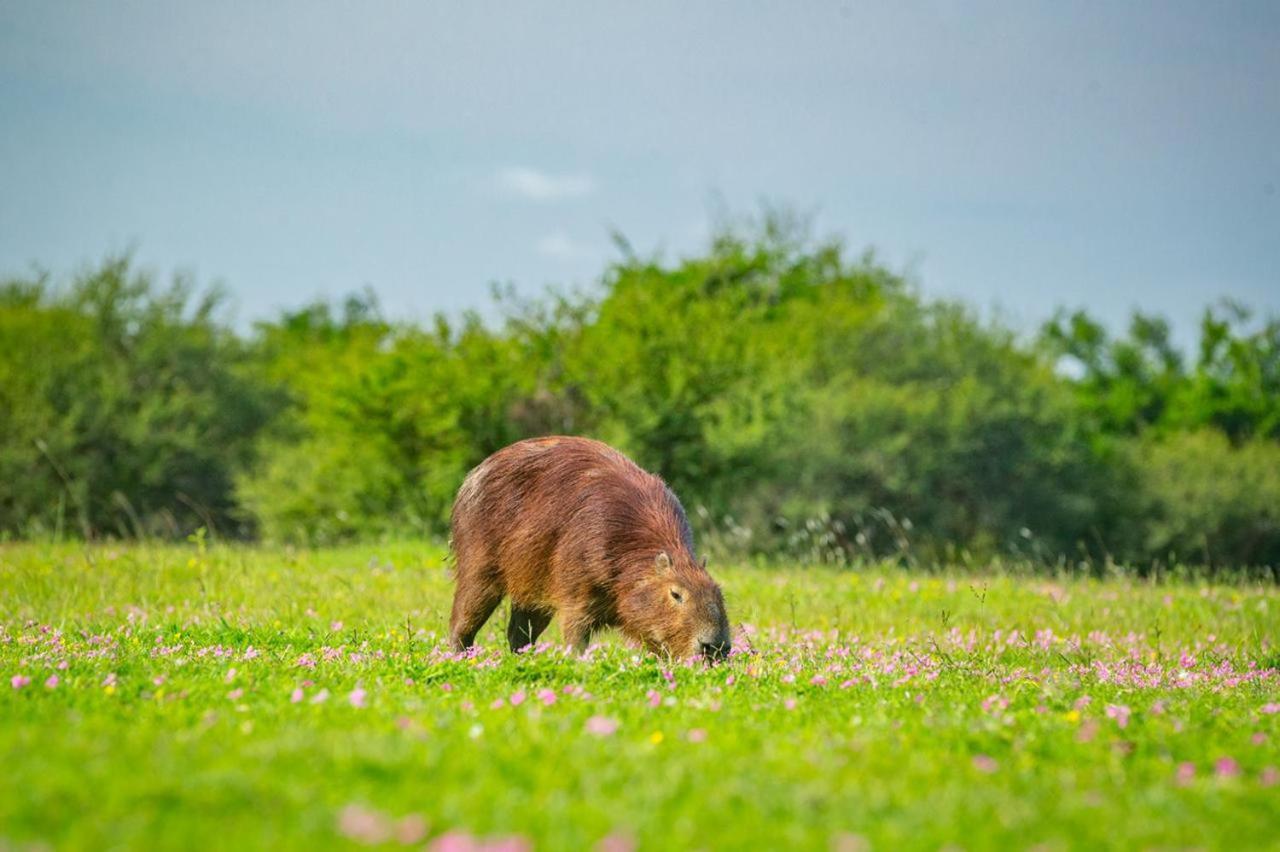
[686,728,708,743]
[585,715,619,737]
[396,815,428,845]
[537,688,557,706]
[348,687,367,708]
[11,674,30,689]
[101,673,117,688]
[311,688,330,704]
[784,698,797,711]
[290,687,304,704]
[509,690,526,707]
[330,620,343,631]
[646,689,661,708]
[227,688,244,701]
[1261,767,1279,787]
[972,755,998,773]
[337,804,390,845]
[490,698,506,710]
[1105,704,1131,729]
[1175,762,1196,785]
[44,675,59,689]
[1215,757,1241,778]
[1261,702,1280,715]
[832,833,871,852]
[596,832,636,852]
[430,831,476,852]
[1252,732,1267,746]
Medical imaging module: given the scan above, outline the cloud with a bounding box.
[497,167,596,202]
[535,232,592,261]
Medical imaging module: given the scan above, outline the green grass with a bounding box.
[2,542,1278,851]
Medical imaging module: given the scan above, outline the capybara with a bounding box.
[447,436,731,660]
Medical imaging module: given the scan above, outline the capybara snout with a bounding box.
[447,436,731,660]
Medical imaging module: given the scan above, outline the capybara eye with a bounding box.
[670,588,684,603]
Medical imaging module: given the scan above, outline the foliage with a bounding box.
[1128,430,1280,570]
[236,291,577,542]
[1,219,1277,570]
[0,260,274,539]
[507,224,1131,565]
[1043,303,1280,441]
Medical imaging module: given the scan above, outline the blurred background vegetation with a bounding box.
[2,216,1277,573]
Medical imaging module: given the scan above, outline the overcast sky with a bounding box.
[1,1,1277,342]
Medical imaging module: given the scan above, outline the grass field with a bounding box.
[2,542,1278,850]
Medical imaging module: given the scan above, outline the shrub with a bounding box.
[4,220,1277,572]
[1130,430,1280,570]
[0,258,273,539]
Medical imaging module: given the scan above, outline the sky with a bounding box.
[1,1,1277,343]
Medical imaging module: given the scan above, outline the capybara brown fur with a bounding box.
[448,436,731,660]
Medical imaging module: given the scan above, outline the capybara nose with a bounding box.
[700,641,730,661]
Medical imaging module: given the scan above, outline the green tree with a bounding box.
[0,258,273,538]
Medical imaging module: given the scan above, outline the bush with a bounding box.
[236,294,579,542]
[3,220,1277,573]
[548,225,1128,565]
[1043,303,1280,441]
[1129,430,1280,570]
[0,258,273,539]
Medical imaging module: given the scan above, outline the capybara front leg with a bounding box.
[507,606,552,652]
[448,582,503,652]
[560,609,595,655]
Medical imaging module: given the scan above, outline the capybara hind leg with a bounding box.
[448,581,503,652]
[507,606,552,652]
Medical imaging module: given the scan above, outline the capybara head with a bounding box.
[621,551,731,661]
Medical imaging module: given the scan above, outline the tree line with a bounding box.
[3,219,1277,572]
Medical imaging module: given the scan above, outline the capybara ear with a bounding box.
[655,551,672,574]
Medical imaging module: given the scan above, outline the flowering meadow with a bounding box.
[2,543,1278,850]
